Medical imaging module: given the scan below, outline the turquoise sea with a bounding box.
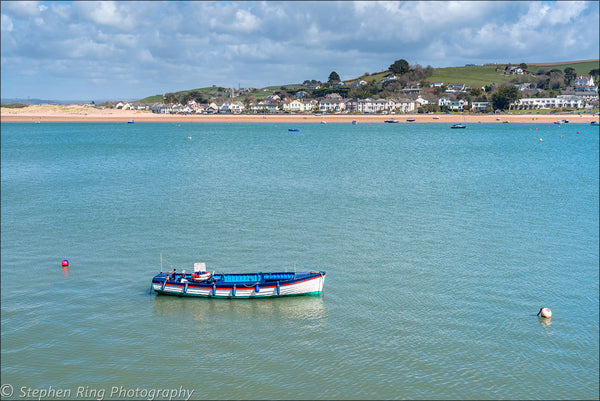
[1,121,598,400]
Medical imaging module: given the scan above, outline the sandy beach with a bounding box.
[1,104,598,123]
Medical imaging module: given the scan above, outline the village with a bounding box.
[110,72,598,116]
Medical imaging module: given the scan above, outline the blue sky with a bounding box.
[1,1,599,101]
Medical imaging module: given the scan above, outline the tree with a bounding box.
[328,71,340,83]
[470,87,484,98]
[433,84,447,96]
[389,59,410,75]
[163,93,178,104]
[564,67,577,86]
[589,68,599,80]
[243,95,254,110]
[182,90,205,104]
[519,63,528,71]
[491,86,521,111]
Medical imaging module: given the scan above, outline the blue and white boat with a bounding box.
[152,262,326,298]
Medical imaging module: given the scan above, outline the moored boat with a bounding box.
[152,262,326,298]
[384,118,399,123]
[406,118,415,122]
[450,123,466,129]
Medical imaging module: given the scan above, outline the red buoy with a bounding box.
[61,259,69,267]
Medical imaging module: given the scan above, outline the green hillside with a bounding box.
[134,59,599,103]
[422,60,599,88]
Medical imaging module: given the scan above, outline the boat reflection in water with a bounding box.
[152,294,327,323]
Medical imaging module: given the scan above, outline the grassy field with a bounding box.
[526,60,599,76]
[427,65,510,87]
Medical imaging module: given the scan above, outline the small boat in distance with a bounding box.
[451,114,467,129]
[591,121,599,125]
[406,118,415,122]
[288,128,300,132]
[384,118,399,123]
[128,120,135,124]
[152,262,326,298]
[352,120,358,125]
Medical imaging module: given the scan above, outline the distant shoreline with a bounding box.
[1,104,598,123]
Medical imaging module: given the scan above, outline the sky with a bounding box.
[1,1,599,101]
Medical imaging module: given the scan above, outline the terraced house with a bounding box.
[513,96,584,110]
[282,99,318,112]
[319,93,346,112]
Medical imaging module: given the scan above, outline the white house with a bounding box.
[381,74,397,84]
[282,99,316,112]
[573,76,597,92]
[446,84,466,93]
[151,103,171,114]
[319,98,346,112]
[415,96,429,106]
[513,97,584,110]
[471,102,491,111]
[395,99,416,113]
[345,99,396,113]
[251,101,279,113]
[438,97,468,110]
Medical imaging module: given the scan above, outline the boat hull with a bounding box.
[152,271,326,298]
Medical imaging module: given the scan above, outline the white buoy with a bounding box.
[537,307,552,318]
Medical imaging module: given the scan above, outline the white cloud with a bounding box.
[1,14,14,31]
[1,1,45,17]
[75,1,138,31]
[0,1,598,100]
[233,9,260,33]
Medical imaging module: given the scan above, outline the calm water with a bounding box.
[1,121,598,400]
